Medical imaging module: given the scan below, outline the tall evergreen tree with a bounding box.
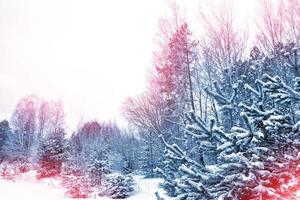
[37,128,65,178]
[155,23,198,129]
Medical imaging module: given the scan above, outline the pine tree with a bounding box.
[0,120,10,161]
[111,131,140,174]
[61,134,92,198]
[99,173,136,199]
[61,159,91,198]
[75,121,112,186]
[137,129,164,178]
[156,23,197,111]
[85,145,111,186]
[158,74,300,199]
[154,22,198,144]
[37,128,65,179]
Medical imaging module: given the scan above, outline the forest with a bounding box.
[1,0,300,199]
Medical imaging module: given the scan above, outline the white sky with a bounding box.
[0,0,257,131]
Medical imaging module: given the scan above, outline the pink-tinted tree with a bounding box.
[37,128,65,179]
[156,23,198,115]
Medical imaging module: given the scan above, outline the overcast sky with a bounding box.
[0,0,256,131]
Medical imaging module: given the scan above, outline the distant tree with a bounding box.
[112,130,140,174]
[122,91,163,137]
[76,120,102,148]
[9,95,65,162]
[153,1,185,71]
[85,145,110,186]
[285,0,300,45]
[256,0,286,53]
[11,95,39,157]
[155,23,198,113]
[0,120,10,161]
[138,129,164,178]
[37,100,51,140]
[122,93,165,177]
[70,120,116,186]
[256,0,300,69]
[198,0,247,76]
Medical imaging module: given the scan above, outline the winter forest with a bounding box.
[1,0,300,199]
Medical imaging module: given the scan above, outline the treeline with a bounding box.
[0,95,141,198]
[122,1,300,199]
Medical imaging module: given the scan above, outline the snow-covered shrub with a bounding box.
[0,160,31,180]
[0,161,16,180]
[99,173,136,199]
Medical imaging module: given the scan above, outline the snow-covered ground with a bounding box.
[0,177,65,200]
[0,172,170,200]
[127,176,169,200]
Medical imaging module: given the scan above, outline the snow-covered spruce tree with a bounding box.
[157,75,300,199]
[74,120,114,187]
[99,173,136,199]
[232,74,299,199]
[62,162,91,199]
[37,128,65,179]
[157,111,266,199]
[61,133,92,198]
[85,145,111,187]
[238,74,300,198]
[0,120,10,161]
[138,129,164,177]
[204,77,246,130]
